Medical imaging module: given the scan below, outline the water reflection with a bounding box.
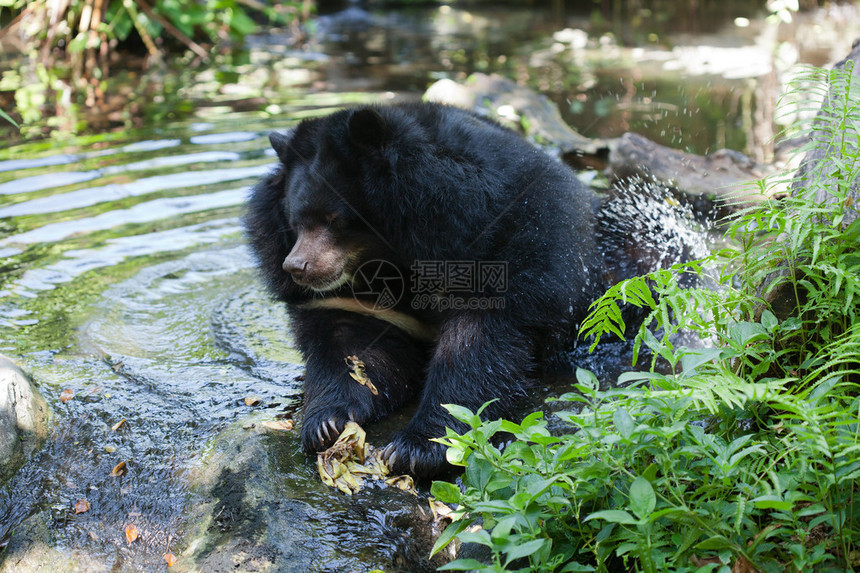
[2,186,250,247]
[0,164,266,218]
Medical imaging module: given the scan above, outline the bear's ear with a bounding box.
[347,108,390,153]
[269,130,293,163]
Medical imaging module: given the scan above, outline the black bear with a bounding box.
[244,102,608,478]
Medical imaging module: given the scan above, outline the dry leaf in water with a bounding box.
[111,418,126,432]
[163,553,177,567]
[430,499,453,521]
[316,422,416,495]
[124,524,139,543]
[244,396,261,406]
[344,355,378,395]
[385,473,417,494]
[74,499,90,514]
[262,419,294,431]
[317,422,368,494]
[111,460,128,477]
[60,388,75,403]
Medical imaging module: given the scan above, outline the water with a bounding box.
[0,91,457,570]
[0,1,855,570]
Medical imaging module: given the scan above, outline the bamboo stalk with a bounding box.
[79,0,94,33]
[122,0,158,57]
[134,0,210,61]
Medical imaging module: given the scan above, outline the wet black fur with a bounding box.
[244,102,608,478]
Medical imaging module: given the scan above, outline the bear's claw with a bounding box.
[302,412,348,452]
[314,418,341,448]
[382,431,449,479]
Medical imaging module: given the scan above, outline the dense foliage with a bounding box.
[0,0,308,133]
[431,63,860,572]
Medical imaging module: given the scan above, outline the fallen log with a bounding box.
[424,72,778,209]
[608,133,771,207]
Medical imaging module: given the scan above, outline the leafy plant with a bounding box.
[431,63,860,572]
[0,0,311,134]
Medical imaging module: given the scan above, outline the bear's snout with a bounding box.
[282,254,309,279]
[283,226,353,291]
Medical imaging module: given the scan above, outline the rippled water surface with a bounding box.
[0,108,304,565]
[1,82,460,569]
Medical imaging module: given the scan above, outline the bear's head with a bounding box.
[267,108,399,293]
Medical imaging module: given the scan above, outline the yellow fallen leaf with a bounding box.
[111,460,128,477]
[74,499,90,514]
[385,473,417,494]
[164,552,177,567]
[262,419,294,431]
[244,396,261,406]
[125,524,139,543]
[111,418,126,432]
[345,355,378,395]
[316,422,416,495]
[430,499,453,521]
[60,388,75,403]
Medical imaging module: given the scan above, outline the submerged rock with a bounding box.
[0,354,50,482]
[175,411,451,573]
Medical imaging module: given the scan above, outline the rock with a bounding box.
[0,510,104,572]
[173,411,451,573]
[424,73,608,158]
[0,354,50,482]
[790,37,860,227]
[424,73,776,206]
[609,132,770,207]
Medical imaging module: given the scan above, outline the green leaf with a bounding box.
[560,562,596,572]
[585,510,638,525]
[438,558,491,571]
[680,347,722,375]
[613,406,635,440]
[490,516,516,542]
[694,535,733,550]
[443,403,480,426]
[575,367,598,388]
[629,476,656,520]
[615,541,638,556]
[729,321,768,346]
[752,495,792,511]
[760,309,778,332]
[466,457,496,491]
[526,476,558,497]
[431,520,469,556]
[228,7,258,36]
[458,529,493,547]
[431,480,461,504]
[0,107,18,128]
[504,538,547,564]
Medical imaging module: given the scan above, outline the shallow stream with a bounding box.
[0,2,857,571]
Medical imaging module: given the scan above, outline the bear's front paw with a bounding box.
[301,408,352,453]
[381,430,451,479]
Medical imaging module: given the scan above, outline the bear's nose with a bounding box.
[283,256,308,279]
